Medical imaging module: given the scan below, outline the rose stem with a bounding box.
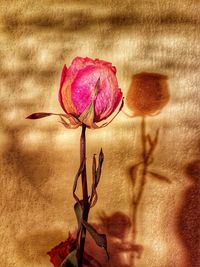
[78,124,90,267]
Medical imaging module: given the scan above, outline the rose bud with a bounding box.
[58,57,123,128]
[126,72,169,116]
[26,57,123,129]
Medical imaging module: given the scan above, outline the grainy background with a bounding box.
[0,0,200,266]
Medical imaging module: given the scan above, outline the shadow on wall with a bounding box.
[1,123,57,205]
[81,211,143,267]
[126,72,171,266]
[177,160,200,267]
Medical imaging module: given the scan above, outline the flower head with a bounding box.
[59,57,123,128]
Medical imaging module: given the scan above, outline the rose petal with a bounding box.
[71,65,101,114]
[94,70,121,121]
[60,58,96,115]
[58,65,68,113]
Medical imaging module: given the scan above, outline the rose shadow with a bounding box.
[85,211,143,267]
[126,72,171,266]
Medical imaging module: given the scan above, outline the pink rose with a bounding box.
[58,57,123,128]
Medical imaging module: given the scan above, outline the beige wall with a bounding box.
[0,1,200,266]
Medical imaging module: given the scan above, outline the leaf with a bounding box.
[90,149,104,207]
[148,171,171,183]
[74,202,83,229]
[26,112,53,119]
[82,220,109,260]
[90,154,98,207]
[96,148,104,187]
[60,249,78,267]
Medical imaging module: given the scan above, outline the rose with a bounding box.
[47,232,102,267]
[47,233,76,267]
[27,57,123,267]
[58,57,123,128]
[27,57,123,129]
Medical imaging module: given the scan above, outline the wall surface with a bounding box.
[0,1,200,266]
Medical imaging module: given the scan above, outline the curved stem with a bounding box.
[78,124,90,267]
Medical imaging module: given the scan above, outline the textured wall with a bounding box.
[0,1,200,266]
